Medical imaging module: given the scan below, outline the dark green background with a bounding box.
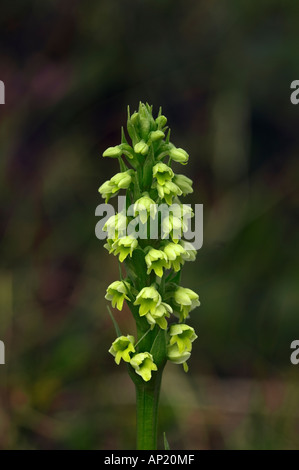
[0,0,298,449]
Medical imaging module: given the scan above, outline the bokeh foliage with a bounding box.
[0,0,299,449]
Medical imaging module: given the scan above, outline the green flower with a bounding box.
[145,248,168,278]
[167,343,191,372]
[173,174,193,196]
[98,180,115,202]
[105,280,131,310]
[181,241,197,262]
[130,352,158,382]
[109,335,136,364]
[103,238,114,254]
[180,203,194,220]
[134,140,149,155]
[153,162,174,186]
[134,286,162,317]
[145,302,172,330]
[169,146,189,164]
[111,235,138,262]
[103,213,127,241]
[168,324,197,353]
[98,171,133,202]
[134,193,157,224]
[163,241,186,272]
[110,170,134,189]
[154,180,182,205]
[103,145,123,158]
[173,287,200,322]
[162,213,187,243]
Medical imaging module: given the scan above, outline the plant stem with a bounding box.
[135,371,163,450]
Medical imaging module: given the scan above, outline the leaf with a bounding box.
[121,126,128,145]
[118,156,128,173]
[163,432,170,450]
[125,249,147,288]
[150,328,167,368]
[135,327,152,350]
[142,144,155,190]
[118,260,124,280]
[107,306,122,337]
[165,269,181,285]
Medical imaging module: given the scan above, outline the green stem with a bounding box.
[135,371,162,450]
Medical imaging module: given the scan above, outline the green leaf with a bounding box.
[142,144,155,190]
[150,327,167,369]
[135,327,152,350]
[107,306,122,337]
[124,249,147,289]
[165,269,181,285]
[121,126,128,145]
[118,260,124,280]
[118,156,128,172]
[163,432,170,450]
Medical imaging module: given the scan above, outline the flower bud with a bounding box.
[134,140,149,155]
[138,102,155,140]
[103,146,122,158]
[130,112,139,125]
[173,174,193,196]
[149,130,165,142]
[98,180,115,202]
[155,115,167,129]
[110,170,134,190]
[130,352,157,382]
[119,143,135,160]
[169,147,189,164]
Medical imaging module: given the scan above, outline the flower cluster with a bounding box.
[100,103,199,382]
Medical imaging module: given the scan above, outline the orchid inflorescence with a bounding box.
[99,102,199,384]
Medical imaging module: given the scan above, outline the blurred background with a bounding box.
[0,0,299,450]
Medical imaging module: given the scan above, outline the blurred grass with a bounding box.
[0,0,299,449]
